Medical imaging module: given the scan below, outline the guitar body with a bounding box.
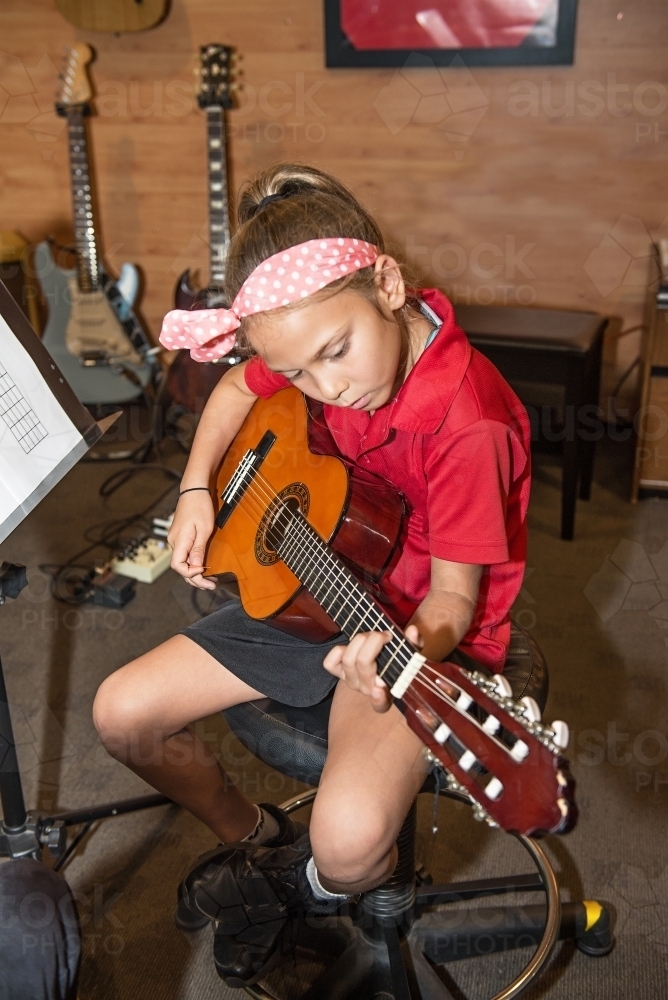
[205,388,414,640]
[55,0,167,33]
[36,241,152,405]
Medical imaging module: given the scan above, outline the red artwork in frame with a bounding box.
[325,0,578,67]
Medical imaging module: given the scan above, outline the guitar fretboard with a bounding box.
[66,107,99,293]
[276,511,415,692]
[206,107,231,286]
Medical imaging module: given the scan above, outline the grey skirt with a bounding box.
[181,598,343,707]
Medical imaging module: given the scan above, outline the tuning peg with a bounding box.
[492,673,512,698]
[520,696,541,722]
[485,776,503,801]
[550,720,569,749]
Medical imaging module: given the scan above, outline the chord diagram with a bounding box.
[0,361,48,454]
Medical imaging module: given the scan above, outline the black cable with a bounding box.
[39,465,181,604]
[610,356,640,427]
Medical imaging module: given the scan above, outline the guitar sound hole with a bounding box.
[255,483,310,566]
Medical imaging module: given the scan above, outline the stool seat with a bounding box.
[223,622,547,788]
[455,304,605,353]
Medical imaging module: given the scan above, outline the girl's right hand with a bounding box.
[168,491,218,590]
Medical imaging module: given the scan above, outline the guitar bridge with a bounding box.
[215,431,277,528]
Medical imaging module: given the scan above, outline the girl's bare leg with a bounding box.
[93,634,263,842]
[309,680,429,895]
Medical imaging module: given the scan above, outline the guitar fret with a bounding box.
[66,108,99,291]
[205,105,230,285]
[271,509,414,692]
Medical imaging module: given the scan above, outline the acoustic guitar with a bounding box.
[36,44,157,405]
[165,44,241,426]
[204,387,578,838]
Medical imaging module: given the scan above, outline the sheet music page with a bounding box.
[0,314,84,538]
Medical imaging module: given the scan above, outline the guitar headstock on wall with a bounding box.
[56,43,94,112]
[197,44,239,111]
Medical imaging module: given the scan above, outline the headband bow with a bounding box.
[159,237,379,362]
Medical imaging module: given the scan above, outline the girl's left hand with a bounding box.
[323,625,424,713]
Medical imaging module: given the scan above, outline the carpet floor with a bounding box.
[0,425,666,999]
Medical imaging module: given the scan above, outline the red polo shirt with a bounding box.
[244,289,531,669]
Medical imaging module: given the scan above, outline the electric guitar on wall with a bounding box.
[165,44,240,418]
[204,388,578,838]
[36,43,157,406]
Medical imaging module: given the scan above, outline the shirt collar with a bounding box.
[362,289,472,445]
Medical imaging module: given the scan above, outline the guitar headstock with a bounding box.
[197,44,238,110]
[403,661,578,837]
[57,43,93,109]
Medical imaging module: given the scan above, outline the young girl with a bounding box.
[93,163,531,987]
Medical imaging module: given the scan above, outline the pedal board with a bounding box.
[111,536,172,584]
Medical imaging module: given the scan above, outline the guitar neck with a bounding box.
[206,106,231,287]
[276,511,418,694]
[65,106,99,292]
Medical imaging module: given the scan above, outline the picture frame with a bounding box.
[324,0,579,68]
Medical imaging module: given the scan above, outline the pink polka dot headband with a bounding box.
[159,237,380,362]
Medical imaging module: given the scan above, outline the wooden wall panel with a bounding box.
[0,0,667,403]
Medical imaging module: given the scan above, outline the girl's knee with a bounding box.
[309,803,392,885]
[93,669,146,752]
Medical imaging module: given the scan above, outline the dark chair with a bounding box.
[454,305,608,541]
[223,624,613,1000]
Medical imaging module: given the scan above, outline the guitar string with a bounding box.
[219,471,415,693]
[219,471,523,778]
[240,481,533,769]
[222,460,405,650]
[230,470,535,767]
[229,469,414,680]
[243,463,402,648]
[237,476,410,672]
[222,477,413,677]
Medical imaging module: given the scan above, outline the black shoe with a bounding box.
[257,801,308,848]
[183,835,348,986]
[173,803,307,933]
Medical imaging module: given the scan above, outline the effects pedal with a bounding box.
[91,568,136,608]
[111,536,173,584]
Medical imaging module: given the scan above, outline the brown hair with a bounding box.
[226,163,383,298]
[225,164,418,353]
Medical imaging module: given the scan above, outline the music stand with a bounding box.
[0,281,170,865]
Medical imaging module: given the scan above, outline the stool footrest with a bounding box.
[416,873,545,909]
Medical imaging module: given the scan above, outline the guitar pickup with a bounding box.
[79,349,110,367]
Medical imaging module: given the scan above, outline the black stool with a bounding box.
[223,625,612,999]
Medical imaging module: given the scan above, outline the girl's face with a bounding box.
[247,256,415,412]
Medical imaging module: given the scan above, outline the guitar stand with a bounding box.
[0,563,172,871]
